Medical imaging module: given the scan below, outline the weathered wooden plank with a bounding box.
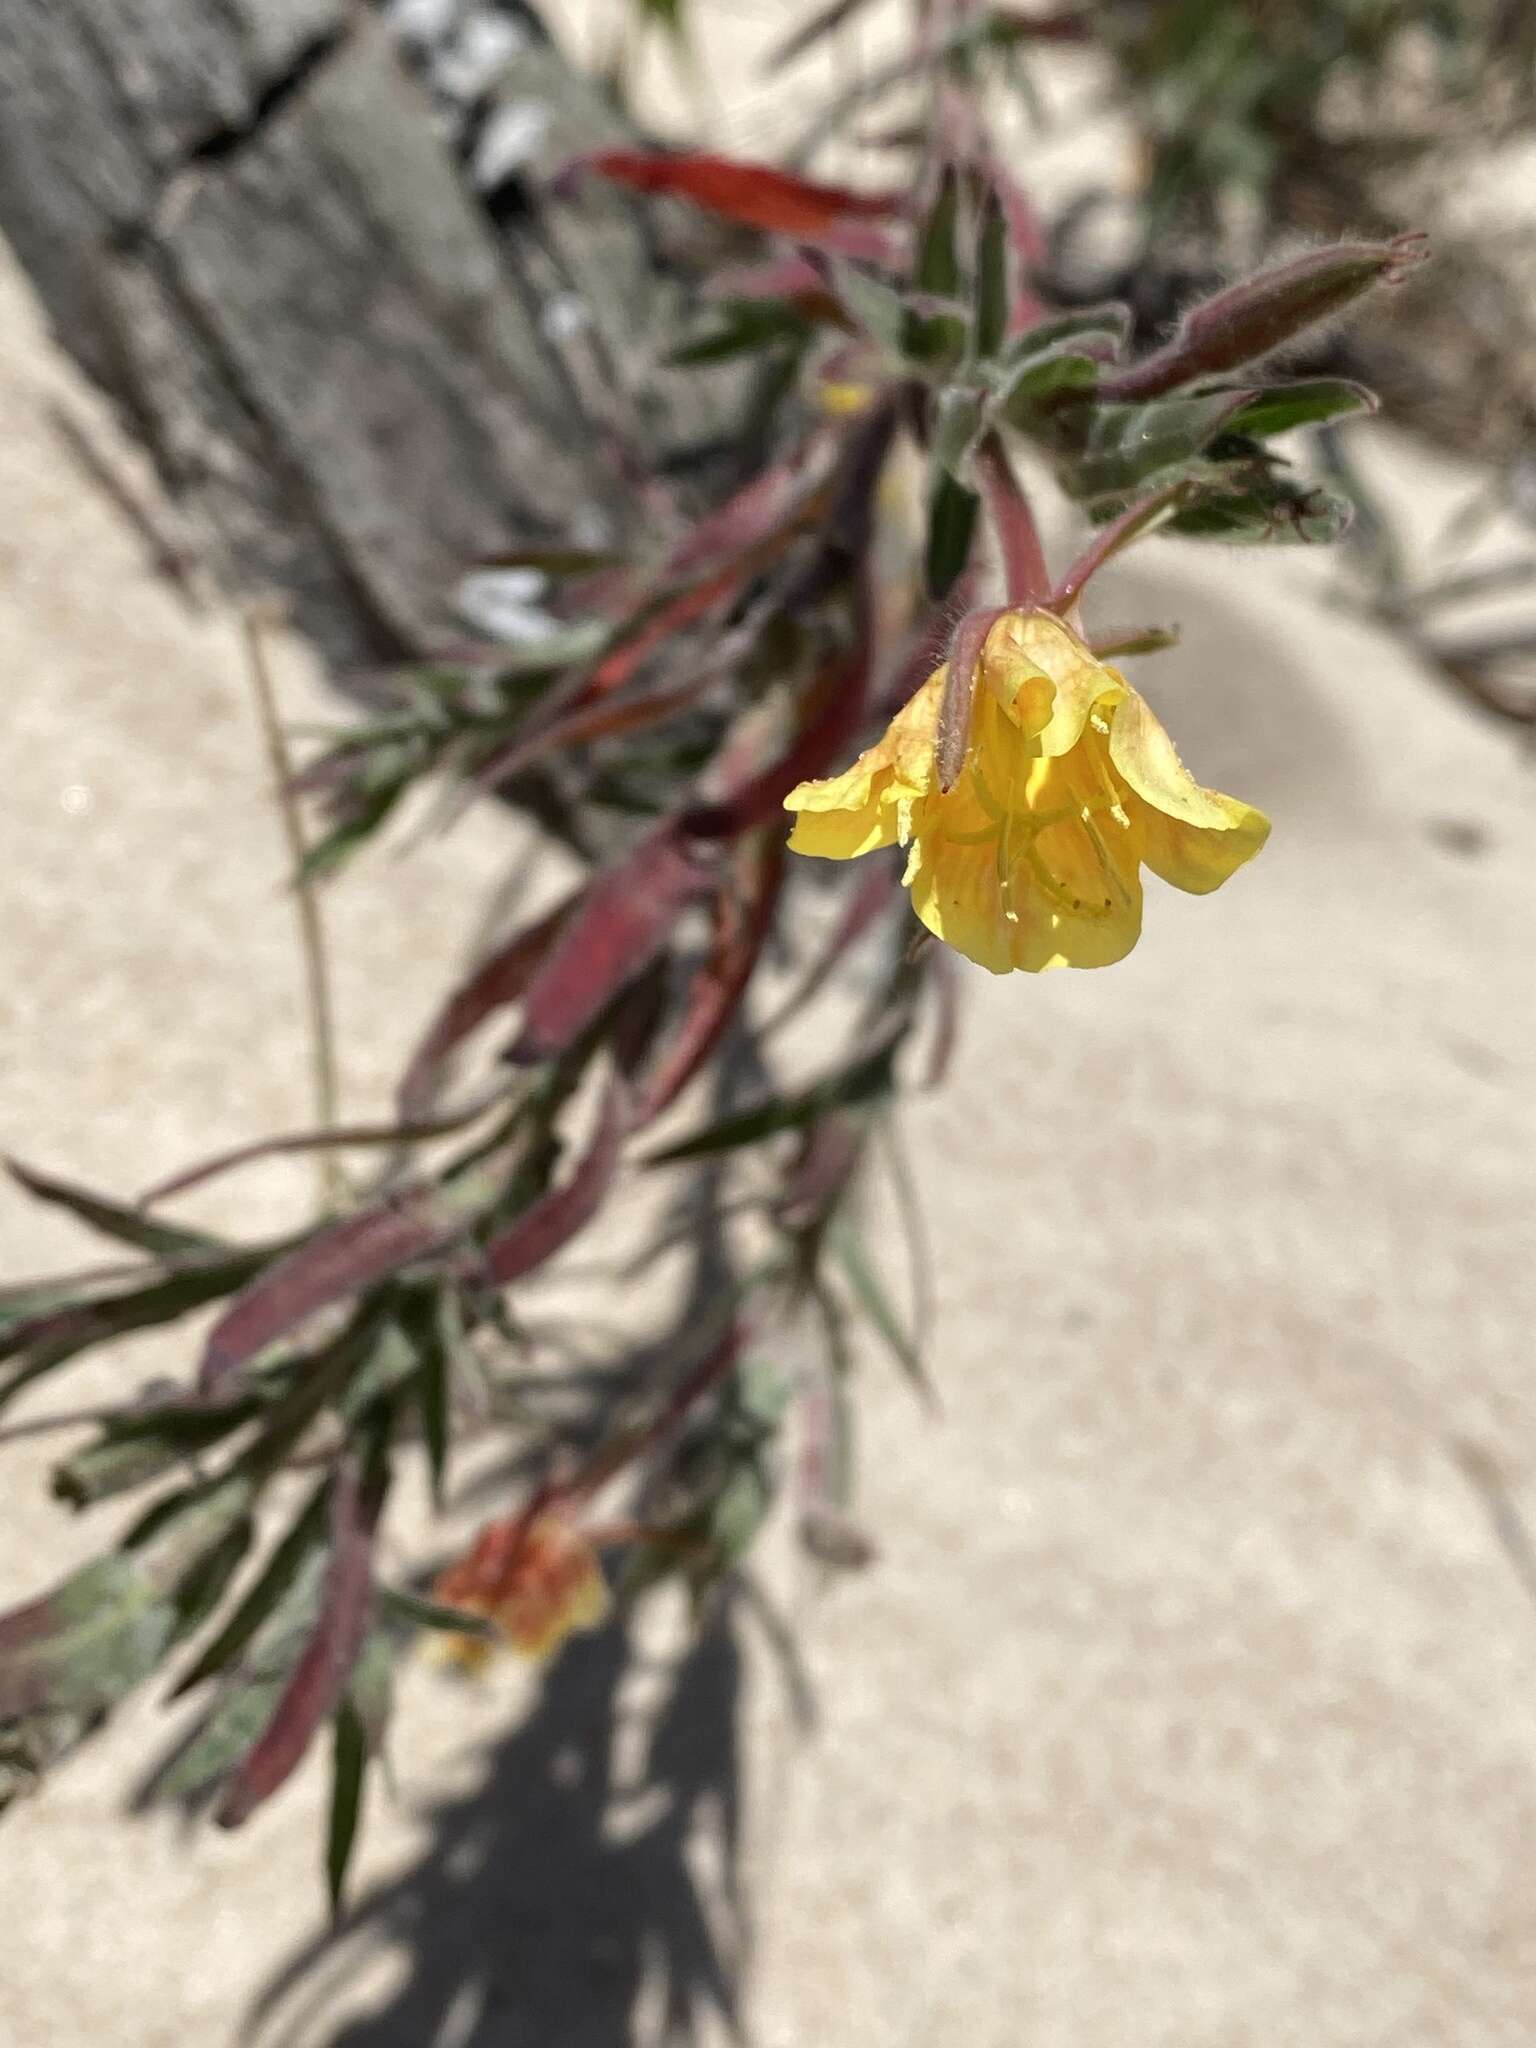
[0,2,738,667]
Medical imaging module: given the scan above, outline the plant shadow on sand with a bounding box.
[250,1604,749,2048]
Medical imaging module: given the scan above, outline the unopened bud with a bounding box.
[1101,233,1429,402]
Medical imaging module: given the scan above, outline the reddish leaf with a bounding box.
[775,1113,867,1232]
[707,255,844,320]
[481,1075,631,1285]
[664,458,824,582]
[684,650,870,840]
[973,434,1049,610]
[635,837,785,1125]
[464,673,717,809]
[198,1188,474,1393]
[570,149,899,243]
[585,566,742,700]
[398,899,573,1118]
[1049,481,1192,611]
[215,1464,374,1829]
[511,823,717,1065]
[138,1090,507,1208]
[989,7,1095,44]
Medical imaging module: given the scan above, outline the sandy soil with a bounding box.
[3,17,1536,2043]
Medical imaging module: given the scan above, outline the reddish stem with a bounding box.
[974,433,1050,607]
[1049,483,1191,613]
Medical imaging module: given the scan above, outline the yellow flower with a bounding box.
[783,610,1269,973]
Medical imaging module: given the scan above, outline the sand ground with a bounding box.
[3,12,1536,2041]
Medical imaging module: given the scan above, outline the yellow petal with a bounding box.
[903,708,1145,973]
[1108,689,1270,894]
[980,610,1124,756]
[783,668,943,861]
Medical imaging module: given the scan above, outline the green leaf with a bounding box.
[0,1554,176,1721]
[1051,391,1253,504]
[931,384,986,479]
[376,1585,495,1638]
[326,1696,368,1919]
[1002,306,1131,359]
[826,262,907,357]
[149,1552,328,1806]
[634,0,687,41]
[924,469,980,599]
[168,1479,329,1698]
[5,1160,225,1262]
[0,1246,287,1412]
[973,187,1009,360]
[666,300,810,367]
[1169,479,1354,545]
[916,168,961,298]
[828,1221,931,1400]
[299,777,410,883]
[53,1397,261,1508]
[905,299,969,372]
[171,1516,256,1641]
[337,1316,425,1424]
[645,1032,904,1167]
[1219,378,1377,440]
[994,346,1098,428]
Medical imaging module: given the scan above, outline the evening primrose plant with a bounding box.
[0,0,1422,1901]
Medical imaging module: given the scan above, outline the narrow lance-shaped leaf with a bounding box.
[567,149,899,242]
[326,1697,368,1918]
[645,1023,906,1166]
[925,470,980,601]
[511,823,717,1064]
[1219,379,1377,440]
[170,1480,330,1698]
[53,1395,260,1509]
[683,650,871,841]
[5,1158,224,1261]
[763,0,880,72]
[216,1461,375,1828]
[376,1584,496,1639]
[1169,478,1354,546]
[973,185,1009,360]
[634,838,785,1125]
[196,1165,509,1394]
[828,1219,934,1407]
[1,1247,289,1412]
[481,1073,631,1285]
[398,896,572,1117]
[1004,305,1131,357]
[993,345,1098,428]
[667,300,810,367]
[916,167,961,298]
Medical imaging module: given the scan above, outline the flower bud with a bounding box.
[1101,234,1429,402]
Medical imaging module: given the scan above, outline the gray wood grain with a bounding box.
[0,2,737,666]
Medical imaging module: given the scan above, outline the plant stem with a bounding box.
[974,432,1050,605]
[240,607,344,1214]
